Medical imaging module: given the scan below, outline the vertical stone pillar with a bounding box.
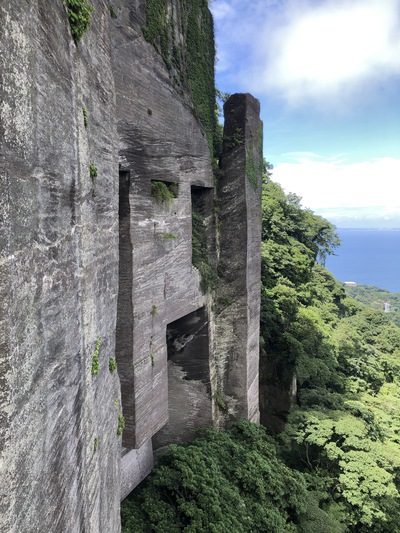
[215,93,262,424]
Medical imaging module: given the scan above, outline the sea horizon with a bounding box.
[325,228,400,294]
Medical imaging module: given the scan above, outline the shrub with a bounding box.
[91,337,100,376]
[117,414,125,436]
[121,421,307,532]
[151,181,178,205]
[66,0,94,42]
[162,232,177,240]
[108,357,117,373]
[89,163,98,181]
[109,4,117,18]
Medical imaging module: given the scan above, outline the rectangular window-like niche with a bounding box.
[191,186,216,291]
[151,180,179,206]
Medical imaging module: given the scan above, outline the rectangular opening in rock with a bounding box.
[152,307,213,450]
[191,185,213,217]
[115,170,134,446]
[191,186,215,290]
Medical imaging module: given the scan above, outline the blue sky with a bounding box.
[211,0,400,228]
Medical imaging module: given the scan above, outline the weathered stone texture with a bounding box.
[112,0,213,451]
[120,440,154,501]
[1,1,121,531]
[0,1,263,530]
[214,93,262,425]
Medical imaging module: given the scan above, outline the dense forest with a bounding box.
[345,284,400,328]
[121,174,400,532]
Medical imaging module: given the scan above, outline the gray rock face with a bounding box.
[112,0,213,452]
[0,2,262,532]
[1,1,121,531]
[214,94,262,425]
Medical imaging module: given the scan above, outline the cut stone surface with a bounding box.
[0,2,263,531]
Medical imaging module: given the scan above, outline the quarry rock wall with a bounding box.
[0,1,122,531]
[0,1,262,531]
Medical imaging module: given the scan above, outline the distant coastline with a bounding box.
[325,229,400,293]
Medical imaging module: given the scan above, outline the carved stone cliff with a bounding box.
[0,1,263,531]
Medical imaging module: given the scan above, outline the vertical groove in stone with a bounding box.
[116,171,135,448]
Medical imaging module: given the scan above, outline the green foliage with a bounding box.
[91,337,100,376]
[151,181,178,206]
[223,126,243,149]
[150,305,157,316]
[260,176,400,531]
[192,209,218,292]
[260,180,341,387]
[93,437,98,453]
[117,414,125,437]
[149,352,155,367]
[108,357,117,373]
[108,3,117,18]
[282,407,400,530]
[141,0,217,155]
[82,106,88,127]
[66,0,94,42]
[345,284,400,328]
[121,420,307,532]
[89,163,98,181]
[162,232,177,240]
[245,123,263,189]
[214,390,228,411]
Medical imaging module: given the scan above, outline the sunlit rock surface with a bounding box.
[0,2,262,531]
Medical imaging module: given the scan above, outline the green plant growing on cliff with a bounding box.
[223,127,243,150]
[93,437,98,453]
[117,414,125,436]
[108,357,117,373]
[246,124,263,189]
[91,337,101,376]
[150,305,158,316]
[162,232,177,240]
[214,390,228,412]
[141,0,218,155]
[82,106,88,127]
[151,181,178,206]
[66,0,94,42]
[89,163,98,181]
[108,3,117,18]
[192,209,218,292]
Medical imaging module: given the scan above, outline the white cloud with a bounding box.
[211,0,273,74]
[213,0,400,107]
[272,156,400,213]
[211,1,235,22]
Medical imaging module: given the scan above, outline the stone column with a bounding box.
[214,93,262,424]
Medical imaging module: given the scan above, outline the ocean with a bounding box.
[325,229,400,294]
